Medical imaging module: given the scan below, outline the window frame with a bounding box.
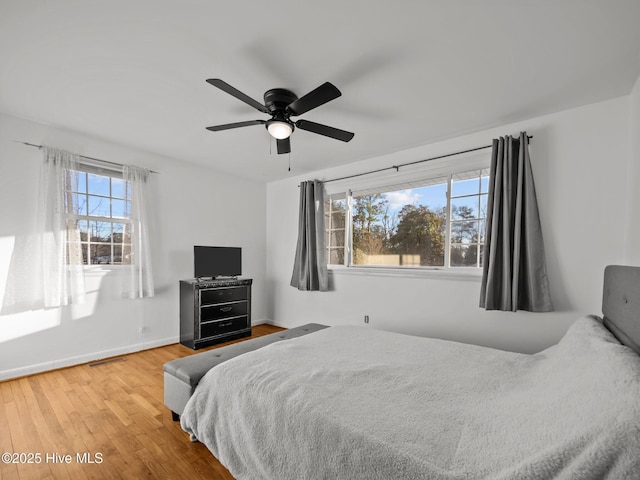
[323,152,490,278]
[64,163,133,267]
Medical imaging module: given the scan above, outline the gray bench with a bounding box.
[164,323,328,420]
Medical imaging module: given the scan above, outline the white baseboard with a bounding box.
[262,319,288,328]
[0,336,179,382]
[251,317,270,324]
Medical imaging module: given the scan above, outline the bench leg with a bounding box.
[171,411,180,422]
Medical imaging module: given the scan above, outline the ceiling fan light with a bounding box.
[267,121,293,139]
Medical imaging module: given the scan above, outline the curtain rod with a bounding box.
[322,135,533,184]
[17,141,159,174]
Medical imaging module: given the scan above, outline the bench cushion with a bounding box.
[165,323,328,387]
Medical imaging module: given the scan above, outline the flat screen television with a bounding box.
[194,246,242,279]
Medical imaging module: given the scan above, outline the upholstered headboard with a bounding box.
[602,265,640,355]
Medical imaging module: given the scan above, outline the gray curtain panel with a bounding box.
[290,180,329,291]
[480,132,553,312]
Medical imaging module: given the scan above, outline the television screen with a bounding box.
[194,246,242,279]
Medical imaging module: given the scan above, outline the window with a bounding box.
[325,166,489,271]
[64,166,132,265]
[449,170,489,267]
[325,192,347,265]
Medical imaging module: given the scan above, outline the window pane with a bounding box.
[328,248,344,265]
[330,211,345,228]
[450,221,478,244]
[326,229,345,246]
[90,244,112,264]
[451,177,479,197]
[481,174,489,193]
[88,195,110,217]
[89,221,111,242]
[111,177,126,199]
[326,199,346,222]
[112,199,130,219]
[451,196,479,220]
[386,183,447,211]
[450,244,479,267]
[87,173,110,196]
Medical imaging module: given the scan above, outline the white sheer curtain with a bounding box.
[2,146,86,312]
[121,165,154,299]
[42,147,87,307]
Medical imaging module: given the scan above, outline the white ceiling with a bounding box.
[1,0,639,182]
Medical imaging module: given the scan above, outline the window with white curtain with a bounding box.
[324,153,490,273]
[1,147,154,314]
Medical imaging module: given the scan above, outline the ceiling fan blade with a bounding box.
[276,137,291,154]
[206,79,269,114]
[206,120,265,131]
[295,119,354,142]
[287,82,341,116]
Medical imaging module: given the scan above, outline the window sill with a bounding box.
[83,265,127,275]
[328,265,482,281]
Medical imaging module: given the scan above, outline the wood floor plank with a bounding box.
[5,398,33,452]
[0,397,15,451]
[22,377,60,460]
[0,324,284,480]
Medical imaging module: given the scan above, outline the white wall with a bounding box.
[266,96,633,354]
[626,75,640,265]
[0,112,267,380]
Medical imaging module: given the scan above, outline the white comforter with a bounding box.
[181,316,640,480]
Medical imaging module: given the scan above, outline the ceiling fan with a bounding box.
[205,79,355,154]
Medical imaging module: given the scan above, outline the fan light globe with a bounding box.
[267,121,292,139]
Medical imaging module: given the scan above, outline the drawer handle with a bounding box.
[219,321,232,327]
[220,306,233,312]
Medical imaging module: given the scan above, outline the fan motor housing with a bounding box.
[264,88,298,113]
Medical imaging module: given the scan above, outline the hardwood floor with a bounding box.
[0,324,285,480]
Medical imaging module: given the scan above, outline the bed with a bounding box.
[180,265,640,479]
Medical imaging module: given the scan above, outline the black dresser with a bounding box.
[179,278,252,349]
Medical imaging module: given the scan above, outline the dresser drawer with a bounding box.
[200,301,248,322]
[200,286,247,305]
[200,316,249,339]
